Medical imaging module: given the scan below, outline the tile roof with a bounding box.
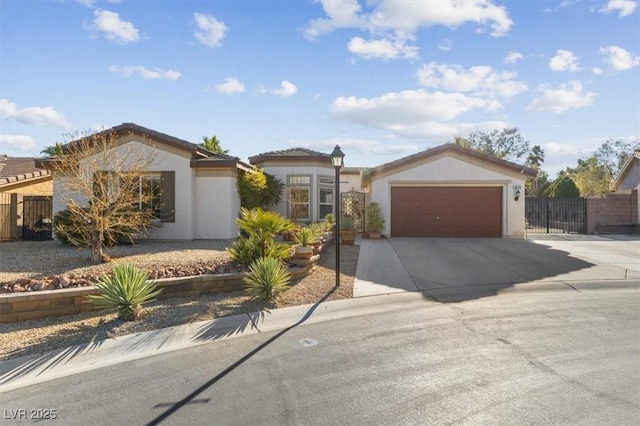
[0,157,51,186]
[366,143,537,181]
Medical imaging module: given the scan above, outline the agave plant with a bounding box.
[244,256,291,301]
[85,264,162,321]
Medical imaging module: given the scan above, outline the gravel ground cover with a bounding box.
[0,240,359,361]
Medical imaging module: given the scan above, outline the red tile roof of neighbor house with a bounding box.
[0,156,51,186]
[37,123,252,171]
[365,143,538,182]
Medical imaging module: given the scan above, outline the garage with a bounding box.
[390,186,503,237]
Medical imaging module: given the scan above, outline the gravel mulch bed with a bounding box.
[0,241,359,361]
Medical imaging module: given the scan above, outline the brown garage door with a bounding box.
[391,186,502,237]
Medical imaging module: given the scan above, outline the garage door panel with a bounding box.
[391,187,502,237]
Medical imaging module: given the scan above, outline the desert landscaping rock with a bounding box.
[0,239,359,361]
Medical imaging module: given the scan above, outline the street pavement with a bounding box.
[1,233,639,402]
[2,288,639,425]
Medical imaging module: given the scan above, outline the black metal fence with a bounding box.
[525,197,586,234]
[21,196,53,241]
[341,189,365,232]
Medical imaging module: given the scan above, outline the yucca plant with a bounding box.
[293,226,320,247]
[244,256,291,301]
[85,264,162,321]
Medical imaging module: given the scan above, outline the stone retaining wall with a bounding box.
[1,266,311,323]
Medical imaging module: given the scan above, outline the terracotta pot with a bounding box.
[367,232,382,239]
[340,230,356,245]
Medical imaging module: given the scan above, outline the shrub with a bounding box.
[227,208,294,265]
[244,256,291,301]
[340,216,355,231]
[293,226,321,247]
[324,213,335,224]
[85,264,161,321]
[54,208,144,247]
[365,202,385,233]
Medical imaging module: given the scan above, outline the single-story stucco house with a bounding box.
[610,149,640,223]
[44,123,536,240]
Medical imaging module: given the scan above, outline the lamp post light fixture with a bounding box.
[330,145,345,287]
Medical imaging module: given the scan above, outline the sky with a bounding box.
[1,0,639,177]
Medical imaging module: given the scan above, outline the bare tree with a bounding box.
[48,129,157,264]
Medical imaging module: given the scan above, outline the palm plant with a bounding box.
[85,264,161,321]
[244,256,291,301]
[227,208,295,265]
[293,226,320,247]
[200,135,228,154]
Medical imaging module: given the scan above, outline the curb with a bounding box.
[2,280,639,393]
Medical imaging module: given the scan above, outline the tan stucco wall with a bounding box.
[0,178,52,196]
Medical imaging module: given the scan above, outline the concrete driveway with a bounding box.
[354,235,640,301]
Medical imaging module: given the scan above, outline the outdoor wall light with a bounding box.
[330,145,345,287]
[515,189,521,201]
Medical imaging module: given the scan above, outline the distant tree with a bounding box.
[50,130,156,264]
[456,128,530,161]
[567,156,611,196]
[543,174,580,198]
[200,135,228,154]
[525,145,546,196]
[594,138,640,177]
[40,142,64,157]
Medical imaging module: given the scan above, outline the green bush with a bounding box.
[244,256,291,301]
[365,202,385,233]
[85,264,161,321]
[53,208,143,247]
[227,208,294,265]
[293,226,321,247]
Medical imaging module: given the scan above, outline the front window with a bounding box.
[139,174,161,218]
[287,175,311,222]
[318,176,334,220]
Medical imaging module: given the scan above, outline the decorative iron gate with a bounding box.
[341,189,365,232]
[525,197,586,234]
[22,196,53,241]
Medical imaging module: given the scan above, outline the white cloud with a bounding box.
[76,0,96,7]
[526,81,595,114]
[438,39,453,52]
[416,62,527,98]
[109,65,181,80]
[212,77,246,94]
[347,37,419,60]
[193,12,227,47]
[599,45,640,71]
[305,0,513,39]
[504,51,523,64]
[600,0,638,17]
[0,99,73,128]
[90,10,139,44]
[0,135,37,152]
[549,49,581,72]
[263,81,298,97]
[290,137,420,157]
[329,89,507,140]
[592,67,604,75]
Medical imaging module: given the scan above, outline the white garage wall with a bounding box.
[370,155,527,238]
[193,171,240,239]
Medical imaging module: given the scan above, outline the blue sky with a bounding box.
[1,0,639,176]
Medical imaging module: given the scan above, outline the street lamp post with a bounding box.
[330,145,345,287]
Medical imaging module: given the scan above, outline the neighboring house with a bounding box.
[363,144,537,238]
[0,157,53,240]
[42,123,251,240]
[609,149,640,223]
[0,156,52,195]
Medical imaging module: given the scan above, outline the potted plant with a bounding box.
[365,202,385,239]
[339,216,356,245]
[292,226,318,259]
